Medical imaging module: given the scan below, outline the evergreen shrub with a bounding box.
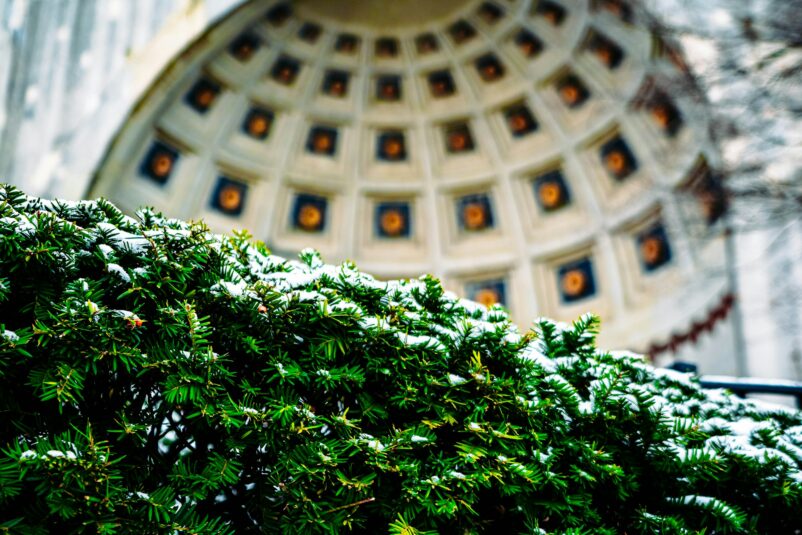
[0,185,800,534]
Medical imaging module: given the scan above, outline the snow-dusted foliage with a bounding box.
[0,185,800,534]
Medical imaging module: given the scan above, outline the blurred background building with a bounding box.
[0,0,800,380]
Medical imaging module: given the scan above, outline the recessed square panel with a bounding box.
[599,0,633,22]
[376,131,407,162]
[504,104,539,137]
[241,107,274,140]
[444,123,475,154]
[557,258,596,303]
[649,96,683,136]
[536,0,567,26]
[533,170,571,212]
[140,141,179,185]
[466,279,506,307]
[298,22,322,43]
[210,176,247,216]
[475,54,505,82]
[271,56,301,85]
[515,29,544,58]
[265,3,291,25]
[306,126,338,156]
[456,193,494,232]
[292,193,327,232]
[478,2,504,23]
[375,201,411,238]
[322,70,349,97]
[184,78,220,114]
[335,33,360,54]
[449,20,476,44]
[375,37,399,58]
[228,33,261,62]
[416,33,439,54]
[637,223,672,271]
[376,75,402,101]
[556,74,590,108]
[695,170,727,225]
[588,32,625,69]
[600,136,638,180]
[428,70,456,98]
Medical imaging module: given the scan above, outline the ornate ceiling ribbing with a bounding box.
[91,0,725,351]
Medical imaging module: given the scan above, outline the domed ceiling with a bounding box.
[91,0,728,354]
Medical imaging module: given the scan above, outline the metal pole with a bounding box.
[724,226,749,377]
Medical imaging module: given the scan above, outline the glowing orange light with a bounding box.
[151,154,173,178]
[218,185,242,212]
[561,269,587,297]
[383,138,403,159]
[463,202,487,230]
[605,151,627,175]
[380,209,405,236]
[539,182,562,208]
[248,115,270,137]
[448,131,469,152]
[475,288,500,307]
[640,236,664,264]
[298,204,323,230]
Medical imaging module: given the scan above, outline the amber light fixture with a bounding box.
[293,194,327,232]
[416,33,439,54]
[271,56,300,85]
[589,33,624,69]
[242,108,273,140]
[377,132,407,162]
[380,210,404,236]
[335,33,359,54]
[693,169,728,225]
[475,288,500,306]
[376,76,401,101]
[600,0,633,22]
[298,205,322,230]
[445,123,475,154]
[515,29,544,58]
[306,126,338,156]
[556,74,589,108]
[469,280,506,307]
[562,269,587,297]
[534,170,570,211]
[376,202,410,238]
[140,141,179,184]
[298,23,322,43]
[504,104,538,137]
[211,177,247,216]
[265,3,291,25]
[458,194,493,231]
[322,70,349,98]
[228,33,260,62]
[150,153,173,179]
[539,182,562,208]
[637,224,672,271]
[184,78,220,113]
[428,70,456,98]
[449,20,477,44]
[463,203,487,230]
[558,258,596,302]
[600,136,638,180]
[478,2,503,23]
[375,37,399,58]
[476,54,505,82]
[536,1,567,26]
[649,97,683,136]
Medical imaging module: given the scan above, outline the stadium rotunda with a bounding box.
[3,0,801,380]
